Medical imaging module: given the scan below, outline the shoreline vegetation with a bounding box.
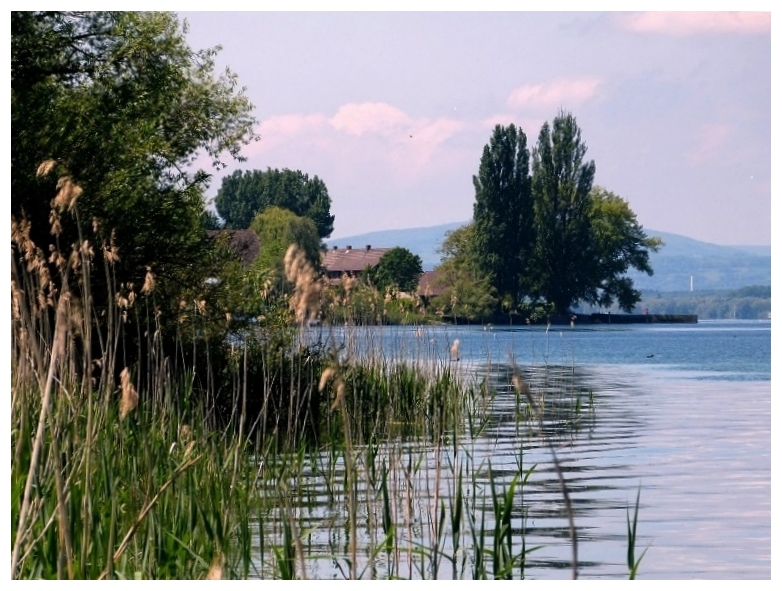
[14,189,649,578]
[11,220,598,579]
[13,11,722,580]
[408,312,699,326]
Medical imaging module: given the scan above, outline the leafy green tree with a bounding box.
[435,224,481,280]
[431,275,498,322]
[201,209,223,230]
[467,112,660,316]
[528,112,660,314]
[472,124,534,304]
[249,206,322,282]
[585,187,662,311]
[530,111,597,314]
[431,224,497,320]
[215,168,335,238]
[11,11,257,331]
[365,247,423,294]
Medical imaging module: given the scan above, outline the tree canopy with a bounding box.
[249,206,322,283]
[215,168,335,238]
[530,112,598,313]
[584,187,662,311]
[11,11,258,331]
[431,225,497,320]
[365,247,423,294]
[472,124,533,303]
[440,111,659,316]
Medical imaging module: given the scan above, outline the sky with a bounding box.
[180,8,772,246]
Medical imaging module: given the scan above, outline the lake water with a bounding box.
[260,320,771,579]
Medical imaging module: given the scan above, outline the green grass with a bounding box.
[11,382,258,579]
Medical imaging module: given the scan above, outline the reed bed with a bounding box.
[11,209,640,579]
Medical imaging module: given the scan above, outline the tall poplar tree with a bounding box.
[530,111,660,314]
[530,111,597,314]
[471,124,533,304]
[464,111,659,317]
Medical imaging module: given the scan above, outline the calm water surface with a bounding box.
[262,321,770,579]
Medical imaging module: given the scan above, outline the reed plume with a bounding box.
[119,367,138,420]
[53,176,82,211]
[141,267,156,295]
[283,244,324,326]
[36,159,57,177]
[205,552,224,580]
[450,338,460,361]
[318,367,336,392]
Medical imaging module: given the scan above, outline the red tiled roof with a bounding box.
[322,245,391,274]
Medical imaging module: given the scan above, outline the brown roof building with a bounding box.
[417,269,447,301]
[207,229,260,267]
[322,244,391,284]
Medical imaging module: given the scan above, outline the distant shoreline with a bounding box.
[435,313,698,326]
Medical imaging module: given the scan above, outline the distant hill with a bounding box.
[625,230,771,292]
[327,222,464,270]
[327,222,771,292]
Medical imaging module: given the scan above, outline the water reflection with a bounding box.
[251,362,657,579]
[251,324,769,579]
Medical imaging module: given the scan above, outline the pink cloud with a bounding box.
[688,124,734,164]
[245,113,329,154]
[394,118,465,182]
[328,102,411,136]
[327,102,464,153]
[411,118,464,154]
[260,113,328,137]
[238,102,466,192]
[506,78,602,111]
[617,12,770,36]
[247,102,466,176]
